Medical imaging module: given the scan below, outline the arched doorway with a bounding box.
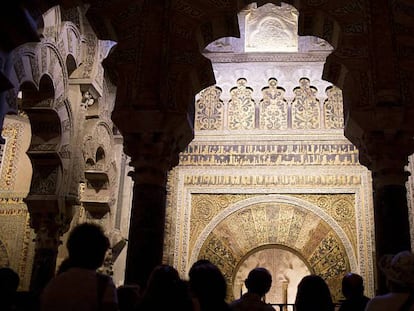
[233,245,311,304]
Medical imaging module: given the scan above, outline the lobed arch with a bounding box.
[5,35,79,242]
[81,120,117,218]
[82,120,115,171]
[37,5,84,78]
[66,54,77,77]
[8,41,69,106]
[60,22,83,62]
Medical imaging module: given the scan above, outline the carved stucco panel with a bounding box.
[259,78,288,130]
[228,78,255,130]
[195,86,224,131]
[245,3,299,52]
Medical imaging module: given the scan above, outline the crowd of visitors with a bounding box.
[2,222,414,311]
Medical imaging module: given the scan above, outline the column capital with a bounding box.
[351,129,414,187]
[25,195,75,247]
[113,109,194,185]
[124,131,182,186]
[342,99,414,187]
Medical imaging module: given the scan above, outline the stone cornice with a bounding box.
[204,51,331,63]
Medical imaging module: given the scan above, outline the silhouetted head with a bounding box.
[67,223,110,270]
[0,267,19,294]
[189,260,227,304]
[140,265,194,311]
[379,251,414,292]
[145,264,180,295]
[295,275,334,311]
[342,273,364,299]
[0,267,19,309]
[245,267,272,297]
[117,284,141,311]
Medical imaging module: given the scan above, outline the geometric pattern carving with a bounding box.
[228,78,255,130]
[324,86,344,129]
[259,78,288,129]
[167,63,375,300]
[195,86,224,130]
[30,165,59,194]
[0,123,23,190]
[292,78,321,129]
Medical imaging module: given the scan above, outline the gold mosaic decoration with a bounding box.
[291,194,357,250]
[192,194,350,301]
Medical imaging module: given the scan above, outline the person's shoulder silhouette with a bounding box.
[66,222,110,270]
[0,267,19,311]
[295,275,334,311]
[339,272,370,311]
[189,259,230,311]
[229,267,275,311]
[137,264,193,311]
[41,222,118,311]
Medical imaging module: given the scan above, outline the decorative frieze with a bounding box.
[181,142,359,166]
[183,175,361,186]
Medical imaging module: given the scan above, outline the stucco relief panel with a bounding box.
[245,3,299,52]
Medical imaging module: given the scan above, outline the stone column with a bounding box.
[83,0,223,288]
[25,197,72,294]
[121,131,182,287]
[358,132,414,294]
[125,180,167,287]
[29,215,61,294]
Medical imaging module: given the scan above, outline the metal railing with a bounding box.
[270,303,342,311]
[270,304,295,311]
